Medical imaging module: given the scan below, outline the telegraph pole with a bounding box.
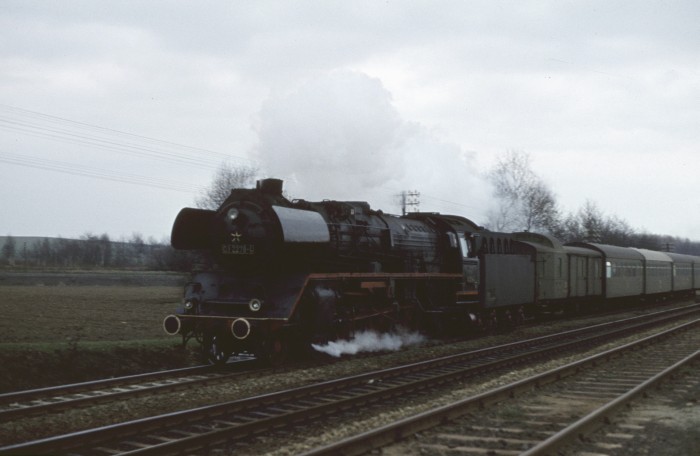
[399,190,420,215]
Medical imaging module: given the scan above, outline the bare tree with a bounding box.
[557,200,634,245]
[1,235,16,265]
[487,150,559,233]
[196,163,258,210]
[521,179,559,232]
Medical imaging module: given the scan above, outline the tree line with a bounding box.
[0,233,195,271]
[487,151,700,255]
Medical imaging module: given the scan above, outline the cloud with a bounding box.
[1,1,699,239]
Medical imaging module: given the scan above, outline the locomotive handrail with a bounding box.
[174,314,288,321]
[305,272,462,280]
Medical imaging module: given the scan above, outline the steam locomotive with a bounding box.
[163,178,700,363]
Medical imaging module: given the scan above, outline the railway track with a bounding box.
[305,320,700,455]
[2,303,699,455]
[1,303,692,424]
[566,357,699,454]
[0,357,257,420]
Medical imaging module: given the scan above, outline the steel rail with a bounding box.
[2,305,698,455]
[521,349,700,456]
[0,365,212,404]
[0,358,257,421]
[300,318,700,456]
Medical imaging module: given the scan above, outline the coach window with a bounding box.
[558,257,563,278]
[606,261,612,279]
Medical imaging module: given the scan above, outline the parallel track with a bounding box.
[0,357,257,420]
[3,303,699,455]
[306,318,700,455]
[1,303,692,423]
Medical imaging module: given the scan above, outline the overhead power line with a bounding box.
[0,104,489,219]
[0,103,257,195]
[0,103,257,170]
[0,151,205,193]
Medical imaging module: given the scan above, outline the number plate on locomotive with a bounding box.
[221,244,255,255]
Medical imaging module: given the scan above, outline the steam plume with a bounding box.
[311,328,426,358]
[253,70,492,218]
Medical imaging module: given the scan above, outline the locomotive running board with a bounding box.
[288,272,464,316]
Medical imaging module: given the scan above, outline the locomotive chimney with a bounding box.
[257,178,283,196]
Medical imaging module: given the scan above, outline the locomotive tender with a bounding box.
[163,178,700,363]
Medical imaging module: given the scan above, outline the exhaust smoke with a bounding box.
[311,328,426,358]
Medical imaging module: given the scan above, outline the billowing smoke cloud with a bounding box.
[311,328,426,358]
[253,70,492,220]
[254,71,405,193]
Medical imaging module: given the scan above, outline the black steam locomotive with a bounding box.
[164,179,700,363]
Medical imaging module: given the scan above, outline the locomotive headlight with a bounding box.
[184,300,194,310]
[249,298,263,312]
[227,208,240,222]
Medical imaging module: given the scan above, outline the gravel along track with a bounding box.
[307,318,700,456]
[0,358,261,421]
[2,305,698,455]
[563,359,700,456]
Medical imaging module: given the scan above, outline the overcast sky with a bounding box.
[1,1,698,242]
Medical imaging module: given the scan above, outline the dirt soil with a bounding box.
[2,284,181,343]
[0,276,199,391]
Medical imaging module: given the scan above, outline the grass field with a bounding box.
[3,285,181,343]
[0,283,201,392]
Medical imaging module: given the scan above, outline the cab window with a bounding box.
[459,233,471,258]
